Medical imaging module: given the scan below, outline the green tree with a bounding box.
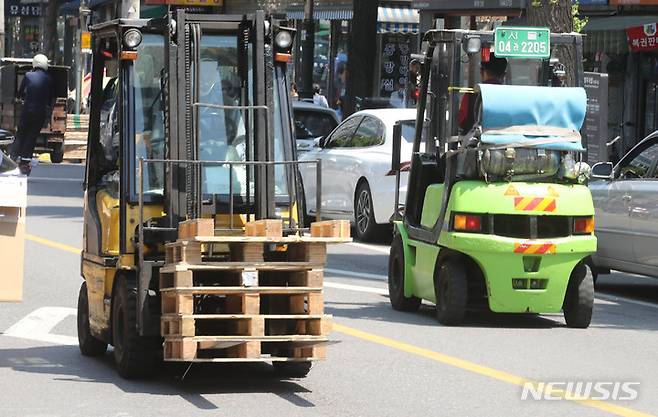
[527,0,585,85]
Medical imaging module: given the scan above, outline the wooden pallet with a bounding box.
[161,314,331,338]
[160,288,324,315]
[164,239,329,264]
[163,338,328,361]
[159,264,324,290]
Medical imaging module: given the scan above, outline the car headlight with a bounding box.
[123,29,142,49]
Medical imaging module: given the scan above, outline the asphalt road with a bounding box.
[1,163,658,417]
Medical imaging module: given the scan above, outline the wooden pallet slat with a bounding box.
[245,219,283,238]
[178,218,215,239]
[310,220,351,238]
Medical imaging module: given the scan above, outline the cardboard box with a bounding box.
[0,174,26,302]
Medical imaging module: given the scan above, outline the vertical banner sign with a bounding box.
[81,32,92,54]
[380,34,412,102]
[144,0,222,5]
[583,72,609,164]
[626,23,658,52]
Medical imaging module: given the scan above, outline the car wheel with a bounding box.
[388,233,421,312]
[434,260,468,326]
[77,282,108,357]
[273,361,313,378]
[563,262,593,329]
[112,277,160,379]
[354,181,378,241]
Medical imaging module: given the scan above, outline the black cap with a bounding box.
[481,55,508,77]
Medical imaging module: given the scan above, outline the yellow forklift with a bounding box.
[76,9,327,378]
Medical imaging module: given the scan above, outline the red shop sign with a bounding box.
[626,23,658,52]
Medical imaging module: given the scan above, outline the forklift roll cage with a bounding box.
[84,11,313,337]
[402,29,585,245]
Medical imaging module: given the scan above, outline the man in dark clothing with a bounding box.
[458,55,508,133]
[10,54,53,174]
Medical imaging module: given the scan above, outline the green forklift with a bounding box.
[388,28,596,327]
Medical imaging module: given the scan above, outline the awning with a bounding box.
[377,7,419,34]
[286,8,353,21]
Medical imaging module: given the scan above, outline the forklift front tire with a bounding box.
[77,282,108,357]
[388,234,421,312]
[112,278,160,379]
[50,141,64,164]
[563,262,594,329]
[273,361,313,378]
[434,260,468,326]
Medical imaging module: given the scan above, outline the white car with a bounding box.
[299,108,417,241]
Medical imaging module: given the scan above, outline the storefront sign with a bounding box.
[584,72,609,164]
[413,0,525,10]
[5,1,41,18]
[611,0,658,4]
[494,27,550,59]
[626,23,658,52]
[144,0,222,5]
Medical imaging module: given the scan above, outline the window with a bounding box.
[351,116,385,147]
[400,120,416,143]
[620,141,658,179]
[133,33,165,196]
[325,116,361,148]
[294,110,337,140]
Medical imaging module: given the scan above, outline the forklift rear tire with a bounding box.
[388,234,421,312]
[273,361,313,378]
[434,260,468,326]
[112,278,160,379]
[77,282,108,357]
[563,262,594,329]
[51,142,64,164]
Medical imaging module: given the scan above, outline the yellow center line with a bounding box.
[26,234,81,255]
[26,234,655,417]
[333,325,654,417]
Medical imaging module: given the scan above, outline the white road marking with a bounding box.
[345,242,391,255]
[325,268,387,281]
[596,293,658,310]
[3,307,78,346]
[324,280,388,295]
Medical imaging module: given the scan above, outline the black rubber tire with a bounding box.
[354,181,378,242]
[77,282,108,357]
[563,262,594,329]
[112,278,160,379]
[50,142,64,164]
[388,234,421,312]
[434,260,468,326]
[273,361,313,378]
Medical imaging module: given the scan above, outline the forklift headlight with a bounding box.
[275,30,293,51]
[123,29,143,49]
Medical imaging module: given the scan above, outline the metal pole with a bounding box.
[0,0,5,58]
[74,1,89,114]
[299,0,315,99]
